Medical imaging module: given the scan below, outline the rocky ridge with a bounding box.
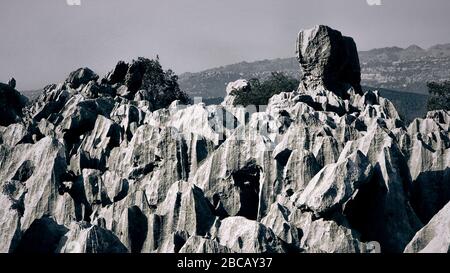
[0,25,449,253]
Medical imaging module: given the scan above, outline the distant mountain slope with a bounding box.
[179,43,450,98]
[21,89,43,101]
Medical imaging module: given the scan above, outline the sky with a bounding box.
[1,0,450,90]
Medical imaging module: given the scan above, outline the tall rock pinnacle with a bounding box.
[296,25,363,98]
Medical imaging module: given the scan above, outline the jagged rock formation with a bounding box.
[404,201,450,253]
[222,79,249,106]
[0,25,449,253]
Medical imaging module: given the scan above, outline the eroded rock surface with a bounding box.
[404,201,450,253]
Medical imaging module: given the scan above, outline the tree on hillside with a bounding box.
[232,72,299,109]
[427,81,450,111]
[126,57,191,110]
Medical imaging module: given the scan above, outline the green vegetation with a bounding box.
[231,72,299,108]
[127,57,191,110]
[427,81,450,111]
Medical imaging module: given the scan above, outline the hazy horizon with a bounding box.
[1,0,450,90]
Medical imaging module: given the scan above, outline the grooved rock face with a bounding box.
[404,201,450,253]
[215,216,285,253]
[58,222,128,253]
[0,137,68,230]
[291,210,379,253]
[179,236,234,253]
[405,111,450,224]
[294,151,373,216]
[296,25,362,97]
[0,180,25,253]
[261,203,300,248]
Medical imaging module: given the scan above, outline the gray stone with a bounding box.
[296,25,363,97]
[65,68,99,89]
[404,201,450,253]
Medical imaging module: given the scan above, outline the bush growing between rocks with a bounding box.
[125,57,191,110]
[232,72,299,108]
[427,80,450,111]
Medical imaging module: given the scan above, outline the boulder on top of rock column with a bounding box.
[296,25,363,98]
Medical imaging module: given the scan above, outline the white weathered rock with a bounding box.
[76,115,121,171]
[261,203,300,248]
[0,181,25,252]
[0,137,67,231]
[292,211,379,253]
[404,201,450,253]
[338,125,423,252]
[294,151,373,216]
[155,181,216,239]
[405,111,450,223]
[222,79,249,106]
[0,123,29,147]
[57,222,127,253]
[215,216,285,253]
[179,236,234,253]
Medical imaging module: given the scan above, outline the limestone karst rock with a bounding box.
[404,201,450,253]
[0,26,449,253]
[65,68,99,89]
[294,151,373,217]
[0,137,68,230]
[261,203,301,249]
[291,210,379,253]
[405,111,450,224]
[179,236,234,253]
[296,25,363,97]
[214,216,285,253]
[0,180,25,252]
